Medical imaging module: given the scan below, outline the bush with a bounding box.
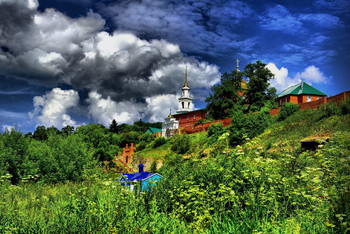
[170,135,190,154]
[229,111,270,146]
[207,123,224,137]
[278,103,299,121]
[318,102,341,119]
[153,137,166,148]
[137,141,148,151]
[340,97,350,115]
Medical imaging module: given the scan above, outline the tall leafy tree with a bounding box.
[61,125,74,136]
[206,69,244,119]
[32,126,48,141]
[244,61,277,111]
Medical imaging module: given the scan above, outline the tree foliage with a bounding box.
[109,119,118,133]
[206,70,244,119]
[278,102,299,121]
[244,61,277,111]
[206,61,277,119]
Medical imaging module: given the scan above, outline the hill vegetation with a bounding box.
[0,100,349,233]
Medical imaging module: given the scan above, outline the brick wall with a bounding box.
[270,108,280,116]
[298,97,327,110]
[181,118,232,135]
[174,90,349,134]
[271,90,350,116]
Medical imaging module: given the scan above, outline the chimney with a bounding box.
[138,163,144,173]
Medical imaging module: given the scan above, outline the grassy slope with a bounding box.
[1,109,349,233]
[137,109,350,160]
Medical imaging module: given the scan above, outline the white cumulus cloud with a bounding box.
[86,91,143,126]
[267,63,328,93]
[29,88,79,128]
[145,94,178,123]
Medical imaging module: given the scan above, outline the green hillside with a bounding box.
[0,105,349,233]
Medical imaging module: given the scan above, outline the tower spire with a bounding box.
[183,66,188,87]
[235,59,240,72]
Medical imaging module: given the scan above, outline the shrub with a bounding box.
[340,97,350,115]
[170,135,190,154]
[207,123,224,137]
[137,141,148,151]
[318,102,341,119]
[149,160,157,173]
[153,137,166,148]
[229,111,270,146]
[278,103,299,121]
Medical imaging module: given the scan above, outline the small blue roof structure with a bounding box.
[118,164,162,192]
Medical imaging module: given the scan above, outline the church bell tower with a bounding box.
[177,67,193,113]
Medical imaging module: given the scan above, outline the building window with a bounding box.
[306,96,311,102]
[317,97,321,100]
[187,116,189,121]
[285,97,288,103]
[194,115,196,119]
[182,102,184,108]
[280,99,282,105]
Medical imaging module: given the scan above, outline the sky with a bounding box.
[0,0,349,132]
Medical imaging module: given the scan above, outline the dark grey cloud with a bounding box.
[260,5,304,34]
[314,0,350,13]
[98,0,254,58]
[0,0,221,127]
[0,0,219,100]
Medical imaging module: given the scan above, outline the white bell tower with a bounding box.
[177,67,193,113]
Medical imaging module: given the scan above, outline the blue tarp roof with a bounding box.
[119,172,157,181]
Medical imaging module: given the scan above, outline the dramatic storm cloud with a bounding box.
[0,0,220,128]
[0,0,349,131]
[99,0,253,57]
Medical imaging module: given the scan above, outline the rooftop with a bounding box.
[145,127,162,134]
[119,172,159,181]
[278,82,327,98]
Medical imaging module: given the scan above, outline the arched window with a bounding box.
[182,102,184,108]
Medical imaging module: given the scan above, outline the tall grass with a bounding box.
[0,111,349,233]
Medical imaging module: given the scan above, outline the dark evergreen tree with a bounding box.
[109,119,118,133]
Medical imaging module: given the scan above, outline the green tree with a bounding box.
[244,61,276,111]
[109,119,118,133]
[206,70,244,119]
[32,126,48,141]
[75,124,115,161]
[61,125,74,136]
[0,130,30,184]
[47,126,60,136]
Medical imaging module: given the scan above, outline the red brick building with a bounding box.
[276,82,327,106]
[172,109,207,128]
[120,143,136,164]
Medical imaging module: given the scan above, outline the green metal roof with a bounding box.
[278,82,327,98]
[145,127,162,134]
